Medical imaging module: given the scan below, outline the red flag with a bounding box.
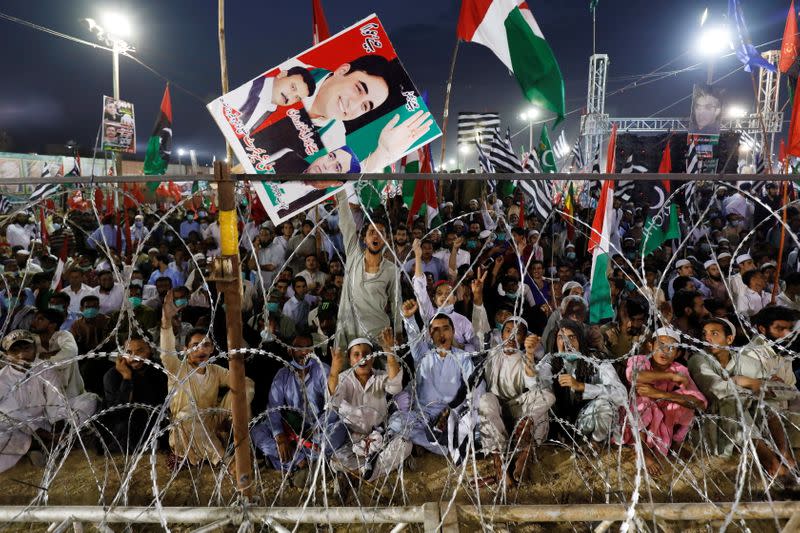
[94,188,104,213]
[605,123,618,174]
[312,0,330,45]
[50,236,70,292]
[115,211,122,253]
[39,209,48,246]
[517,195,525,228]
[787,77,800,157]
[781,0,799,73]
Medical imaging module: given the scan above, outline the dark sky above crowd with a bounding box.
[0,0,792,166]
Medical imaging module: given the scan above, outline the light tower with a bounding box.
[580,54,609,162]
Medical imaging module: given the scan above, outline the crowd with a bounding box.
[0,179,799,495]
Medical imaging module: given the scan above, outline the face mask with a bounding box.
[128,297,142,308]
[49,304,65,313]
[495,321,503,331]
[4,296,18,309]
[174,298,189,307]
[131,279,143,287]
[82,308,99,319]
[52,223,61,232]
[135,221,143,228]
[558,352,581,362]
[267,302,280,313]
[496,232,506,241]
[187,215,194,221]
[260,329,274,343]
[439,304,454,315]
[566,252,576,261]
[466,240,478,250]
[505,290,519,299]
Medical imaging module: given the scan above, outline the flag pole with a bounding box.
[437,38,460,207]
[218,0,233,162]
[772,158,791,304]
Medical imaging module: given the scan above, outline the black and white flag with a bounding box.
[457,112,500,152]
[487,127,525,173]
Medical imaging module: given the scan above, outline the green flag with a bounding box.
[143,85,172,191]
[536,124,558,173]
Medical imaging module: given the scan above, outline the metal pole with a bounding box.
[529,119,533,154]
[706,61,714,86]
[218,0,233,162]
[439,39,460,170]
[111,41,122,190]
[213,160,253,499]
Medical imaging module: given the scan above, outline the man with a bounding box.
[160,292,254,467]
[71,295,114,395]
[600,297,648,358]
[254,225,285,291]
[31,309,84,398]
[335,187,402,349]
[298,254,327,294]
[433,232,470,281]
[777,272,800,310]
[62,268,98,314]
[689,84,722,134]
[87,215,123,253]
[96,270,124,314]
[148,253,183,287]
[479,318,555,486]
[668,259,710,299]
[102,333,168,452]
[131,214,149,244]
[729,254,756,303]
[282,276,318,326]
[620,327,707,475]
[145,277,173,311]
[701,259,729,303]
[389,301,477,459]
[671,289,710,338]
[179,212,200,240]
[403,239,448,282]
[250,332,343,480]
[48,292,79,331]
[5,212,33,250]
[328,331,409,490]
[689,318,796,476]
[735,270,771,317]
[286,220,317,274]
[0,330,98,473]
[390,225,412,264]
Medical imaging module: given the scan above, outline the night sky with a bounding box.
[0,0,792,167]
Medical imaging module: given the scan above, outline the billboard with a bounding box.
[207,14,441,224]
[102,96,136,153]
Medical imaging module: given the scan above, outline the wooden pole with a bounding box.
[438,39,460,207]
[213,161,253,499]
[218,0,233,162]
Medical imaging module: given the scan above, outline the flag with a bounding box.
[458,0,565,123]
[780,0,799,74]
[39,209,48,246]
[589,0,599,12]
[405,142,439,227]
[66,153,81,177]
[605,123,618,174]
[29,183,60,204]
[570,137,585,170]
[487,128,525,172]
[312,0,330,45]
[641,140,680,256]
[789,77,800,157]
[536,124,557,173]
[755,152,766,174]
[616,156,643,202]
[143,84,173,181]
[457,112,500,152]
[476,134,495,174]
[564,181,575,241]
[519,152,553,221]
[588,179,615,323]
[49,236,69,292]
[728,0,777,73]
[0,195,10,215]
[523,150,541,173]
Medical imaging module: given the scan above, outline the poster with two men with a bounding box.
[207,14,442,224]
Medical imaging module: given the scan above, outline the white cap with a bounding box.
[761,262,776,270]
[528,230,540,236]
[135,214,144,220]
[717,252,732,260]
[478,230,493,239]
[717,237,729,244]
[675,259,691,268]
[565,243,576,249]
[654,327,681,342]
[703,259,716,270]
[502,316,528,330]
[442,201,454,208]
[561,281,582,295]
[346,337,373,352]
[736,254,752,265]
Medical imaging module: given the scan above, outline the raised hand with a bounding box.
[402,299,419,319]
[379,327,394,351]
[377,111,434,160]
[524,334,541,356]
[115,357,132,381]
[412,238,422,258]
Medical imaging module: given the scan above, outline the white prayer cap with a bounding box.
[736,254,753,265]
[565,243,576,249]
[654,327,681,342]
[717,252,732,260]
[478,230,493,240]
[147,247,159,254]
[561,281,582,295]
[528,230,540,236]
[675,259,691,268]
[703,259,716,270]
[442,201,454,208]
[717,237,730,244]
[761,262,776,270]
[346,338,373,353]
[502,316,528,330]
[135,214,144,220]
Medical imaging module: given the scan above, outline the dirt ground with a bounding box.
[0,443,797,531]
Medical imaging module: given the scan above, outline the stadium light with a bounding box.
[101,11,133,39]
[726,106,748,119]
[697,25,729,57]
[448,158,456,166]
[459,145,470,155]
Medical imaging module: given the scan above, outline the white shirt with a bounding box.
[255,241,286,289]
[6,223,31,249]
[736,287,771,317]
[97,283,125,314]
[202,222,222,256]
[63,284,98,314]
[35,330,83,398]
[433,248,471,275]
[331,368,403,436]
[298,269,328,291]
[282,294,318,325]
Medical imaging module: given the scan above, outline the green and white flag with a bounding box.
[458,0,565,123]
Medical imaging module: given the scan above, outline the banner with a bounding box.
[688,84,723,135]
[102,96,136,153]
[207,13,441,224]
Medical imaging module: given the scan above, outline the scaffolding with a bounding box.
[580,53,609,159]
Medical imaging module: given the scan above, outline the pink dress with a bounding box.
[621,355,707,455]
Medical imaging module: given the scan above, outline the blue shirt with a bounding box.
[403,316,474,419]
[267,360,329,436]
[147,266,184,288]
[180,220,201,239]
[403,256,449,282]
[88,224,124,253]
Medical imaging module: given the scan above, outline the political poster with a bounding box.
[207,13,441,224]
[102,96,136,153]
[688,84,723,135]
